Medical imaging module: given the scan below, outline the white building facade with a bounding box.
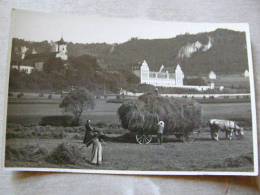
[54,37,68,61]
[244,69,249,78]
[139,60,214,91]
[209,71,216,80]
[140,60,184,87]
[12,65,34,74]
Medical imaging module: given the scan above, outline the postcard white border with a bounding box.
[1,9,258,176]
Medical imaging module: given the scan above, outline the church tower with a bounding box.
[55,37,68,60]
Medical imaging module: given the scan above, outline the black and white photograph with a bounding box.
[3,9,258,175]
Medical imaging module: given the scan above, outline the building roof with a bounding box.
[175,64,183,72]
[163,66,175,73]
[22,52,57,65]
[139,59,183,74]
[56,37,66,45]
[141,60,149,70]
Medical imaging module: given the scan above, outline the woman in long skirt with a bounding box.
[91,137,102,165]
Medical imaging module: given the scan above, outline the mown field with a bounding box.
[5,129,254,171]
[5,98,254,172]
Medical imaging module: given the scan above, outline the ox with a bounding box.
[208,119,244,141]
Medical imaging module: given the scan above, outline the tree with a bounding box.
[184,77,206,85]
[68,54,100,87]
[43,57,64,73]
[59,89,95,125]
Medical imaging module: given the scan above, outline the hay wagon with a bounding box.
[117,93,202,145]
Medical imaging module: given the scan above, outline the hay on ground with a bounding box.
[46,142,86,165]
[5,144,48,162]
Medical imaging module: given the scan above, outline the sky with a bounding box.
[11,9,249,44]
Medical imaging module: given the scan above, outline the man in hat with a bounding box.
[83,120,103,165]
[157,120,165,144]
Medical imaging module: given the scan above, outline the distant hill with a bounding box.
[68,29,248,75]
[12,28,248,76]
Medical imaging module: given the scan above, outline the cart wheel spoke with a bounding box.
[144,135,152,144]
[136,134,152,144]
[136,134,144,144]
[142,136,146,144]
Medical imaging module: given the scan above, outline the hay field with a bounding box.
[4,98,254,171]
[5,130,254,171]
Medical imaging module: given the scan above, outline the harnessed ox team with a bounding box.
[208,119,244,141]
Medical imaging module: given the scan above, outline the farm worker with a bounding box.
[157,121,165,144]
[83,120,103,165]
[154,88,159,96]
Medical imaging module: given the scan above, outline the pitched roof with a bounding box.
[163,66,175,73]
[22,52,57,65]
[56,37,66,45]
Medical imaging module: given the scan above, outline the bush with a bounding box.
[106,99,124,104]
[39,115,74,126]
[118,93,202,137]
[6,125,66,139]
[184,77,206,85]
[95,121,107,128]
[108,123,121,129]
[48,94,52,99]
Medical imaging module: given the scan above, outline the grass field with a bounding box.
[7,99,252,126]
[5,98,254,171]
[5,130,254,171]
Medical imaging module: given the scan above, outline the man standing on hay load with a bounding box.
[157,121,165,144]
[83,120,103,165]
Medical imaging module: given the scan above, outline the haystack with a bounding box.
[118,93,201,136]
[46,142,86,165]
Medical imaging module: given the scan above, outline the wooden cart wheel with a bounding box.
[136,134,152,144]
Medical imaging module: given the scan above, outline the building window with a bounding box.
[157,73,167,79]
[149,72,156,78]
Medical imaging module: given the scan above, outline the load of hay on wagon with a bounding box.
[117,93,202,142]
